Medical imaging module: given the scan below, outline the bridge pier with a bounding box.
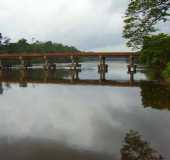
[43,70,49,82]
[19,69,27,87]
[69,56,81,70]
[0,83,3,94]
[43,56,48,70]
[128,55,137,83]
[0,60,3,70]
[98,56,108,81]
[69,69,80,81]
[43,56,56,70]
[19,56,26,70]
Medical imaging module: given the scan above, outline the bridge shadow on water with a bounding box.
[0,69,170,111]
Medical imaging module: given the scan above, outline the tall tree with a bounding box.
[123,0,170,49]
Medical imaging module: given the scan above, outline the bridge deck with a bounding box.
[0,52,138,60]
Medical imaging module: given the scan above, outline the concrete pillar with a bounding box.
[98,56,108,81]
[128,54,136,83]
[0,60,2,70]
[43,70,48,82]
[19,56,25,70]
[19,69,27,87]
[75,69,79,80]
[43,56,48,70]
[0,83,3,94]
[69,68,79,82]
[70,56,81,70]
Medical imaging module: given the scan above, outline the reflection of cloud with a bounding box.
[0,84,170,158]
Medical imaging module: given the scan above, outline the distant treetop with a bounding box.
[0,33,79,53]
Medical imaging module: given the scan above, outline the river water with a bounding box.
[0,61,170,160]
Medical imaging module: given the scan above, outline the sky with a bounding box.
[0,0,170,51]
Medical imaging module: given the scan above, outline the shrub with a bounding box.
[162,62,170,79]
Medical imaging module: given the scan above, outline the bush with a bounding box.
[162,62,170,79]
[140,33,170,68]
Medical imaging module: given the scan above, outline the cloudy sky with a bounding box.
[0,0,170,51]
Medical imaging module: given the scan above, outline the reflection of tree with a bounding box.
[121,130,164,160]
[0,83,3,94]
[140,81,170,110]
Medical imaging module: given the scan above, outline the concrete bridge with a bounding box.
[0,52,139,81]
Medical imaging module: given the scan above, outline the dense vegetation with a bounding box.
[124,0,170,81]
[140,81,170,110]
[123,0,170,49]
[140,34,170,67]
[140,33,170,79]
[0,33,79,53]
[0,33,79,64]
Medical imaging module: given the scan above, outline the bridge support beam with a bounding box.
[128,55,137,83]
[43,56,49,70]
[19,56,26,70]
[19,69,27,87]
[69,69,79,82]
[43,56,56,70]
[43,70,49,82]
[98,56,108,81]
[69,56,81,81]
[0,82,3,95]
[69,56,81,70]
[0,60,2,70]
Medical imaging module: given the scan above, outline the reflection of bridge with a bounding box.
[0,78,141,87]
[0,52,139,81]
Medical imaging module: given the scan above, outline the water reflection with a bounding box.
[0,62,169,159]
[1,69,170,110]
[140,81,170,110]
[0,130,164,160]
[121,130,164,160]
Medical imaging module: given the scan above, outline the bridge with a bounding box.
[0,51,139,81]
[0,52,138,59]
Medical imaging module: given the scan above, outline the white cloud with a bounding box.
[0,0,169,51]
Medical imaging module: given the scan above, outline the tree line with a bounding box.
[123,0,170,81]
[0,33,80,64]
[0,33,79,54]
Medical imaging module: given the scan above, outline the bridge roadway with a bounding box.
[0,52,138,59]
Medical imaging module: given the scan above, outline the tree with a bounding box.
[123,0,170,49]
[0,33,2,45]
[121,130,164,160]
[0,33,10,46]
[140,33,170,67]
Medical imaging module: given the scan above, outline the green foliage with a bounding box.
[140,81,170,110]
[162,62,170,78]
[123,0,170,49]
[140,33,170,67]
[0,33,10,46]
[0,39,79,54]
[0,34,79,64]
[121,130,163,160]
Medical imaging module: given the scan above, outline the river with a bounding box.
[0,60,170,160]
